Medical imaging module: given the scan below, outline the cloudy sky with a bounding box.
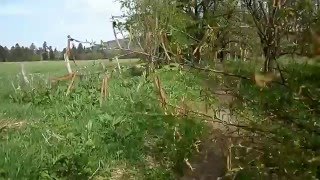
[0,0,123,50]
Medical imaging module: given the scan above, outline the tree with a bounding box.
[241,0,319,72]
[118,0,242,65]
[29,43,36,54]
[61,48,67,60]
[0,46,8,62]
[77,43,84,54]
[71,44,77,60]
[42,41,47,52]
[49,46,55,60]
[9,43,23,61]
[54,48,60,60]
[75,43,85,60]
[41,41,48,60]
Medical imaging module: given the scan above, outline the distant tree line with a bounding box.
[0,40,139,62]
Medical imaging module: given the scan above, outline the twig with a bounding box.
[111,18,124,50]
[190,65,251,80]
[89,160,102,180]
[274,58,286,85]
[184,64,288,87]
[66,73,76,96]
[104,76,108,99]
[115,56,122,74]
[154,76,168,113]
[184,158,195,171]
[160,31,172,62]
[227,138,232,170]
[100,62,106,70]
[20,63,29,84]
[100,77,105,107]
[0,125,7,132]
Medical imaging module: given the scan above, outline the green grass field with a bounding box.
[0,59,207,179]
[0,59,139,76]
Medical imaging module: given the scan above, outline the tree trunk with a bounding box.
[262,45,276,72]
[218,42,227,62]
[261,27,279,72]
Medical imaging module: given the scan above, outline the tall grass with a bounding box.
[0,61,207,179]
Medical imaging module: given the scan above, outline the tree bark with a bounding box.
[262,45,276,72]
[260,26,279,72]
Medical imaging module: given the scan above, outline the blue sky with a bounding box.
[0,0,123,50]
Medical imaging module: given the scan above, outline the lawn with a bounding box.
[0,59,207,179]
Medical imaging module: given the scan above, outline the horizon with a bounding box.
[0,0,123,51]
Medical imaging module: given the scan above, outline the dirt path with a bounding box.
[180,93,236,179]
[180,64,237,180]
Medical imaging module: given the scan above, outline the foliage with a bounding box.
[217,60,320,179]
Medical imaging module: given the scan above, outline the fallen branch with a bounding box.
[190,65,251,80]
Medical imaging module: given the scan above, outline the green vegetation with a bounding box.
[1,0,320,179]
[114,0,320,177]
[222,60,320,179]
[0,60,208,179]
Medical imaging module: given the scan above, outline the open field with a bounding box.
[0,59,210,179]
[0,59,139,76]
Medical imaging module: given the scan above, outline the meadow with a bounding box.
[1,58,319,179]
[0,59,209,179]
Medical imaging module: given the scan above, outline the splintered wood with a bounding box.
[100,75,109,107]
[153,76,168,113]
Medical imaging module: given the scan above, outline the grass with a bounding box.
[0,59,139,76]
[0,59,207,179]
[3,57,318,179]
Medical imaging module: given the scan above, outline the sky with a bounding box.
[0,0,123,50]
